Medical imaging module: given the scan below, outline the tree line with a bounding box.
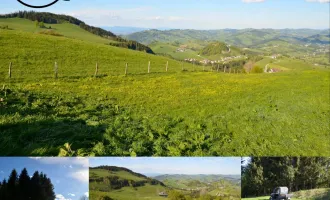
[242,157,330,198]
[0,168,55,200]
[0,11,154,54]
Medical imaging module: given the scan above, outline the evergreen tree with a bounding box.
[18,168,31,200]
[30,171,41,200]
[0,179,8,200]
[7,169,18,200]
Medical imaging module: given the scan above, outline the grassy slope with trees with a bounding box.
[89,166,168,200]
[89,166,240,200]
[0,11,154,54]
[127,29,330,66]
[241,157,330,200]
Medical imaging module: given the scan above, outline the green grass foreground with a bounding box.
[242,188,330,200]
[0,29,329,156]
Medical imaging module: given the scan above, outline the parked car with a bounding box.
[270,187,293,200]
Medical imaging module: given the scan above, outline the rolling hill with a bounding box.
[126,28,329,46]
[0,11,154,54]
[90,166,167,200]
[89,167,241,200]
[130,28,329,65]
[153,174,241,197]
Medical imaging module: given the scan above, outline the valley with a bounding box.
[89,166,241,200]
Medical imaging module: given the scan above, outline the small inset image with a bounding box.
[0,157,89,200]
[241,157,330,200]
[89,157,241,200]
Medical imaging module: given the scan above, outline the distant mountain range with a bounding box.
[125,28,330,47]
[102,26,172,35]
[153,174,241,183]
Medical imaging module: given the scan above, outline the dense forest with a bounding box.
[0,11,154,54]
[242,157,330,198]
[0,168,55,200]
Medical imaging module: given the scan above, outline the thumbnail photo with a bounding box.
[241,157,330,200]
[0,157,89,200]
[89,157,241,200]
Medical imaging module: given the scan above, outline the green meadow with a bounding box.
[1,22,329,156]
[89,167,168,200]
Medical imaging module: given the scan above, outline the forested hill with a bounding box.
[91,166,149,179]
[0,11,154,54]
[126,28,329,47]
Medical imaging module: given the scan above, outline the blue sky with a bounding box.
[0,0,329,29]
[89,157,241,175]
[0,157,89,200]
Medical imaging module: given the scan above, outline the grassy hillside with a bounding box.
[149,41,201,60]
[1,27,329,156]
[0,18,112,44]
[153,174,241,199]
[242,188,330,200]
[199,42,230,56]
[89,167,241,200]
[128,29,329,66]
[90,167,167,200]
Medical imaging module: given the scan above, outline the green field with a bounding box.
[90,184,168,200]
[242,188,330,200]
[1,18,330,156]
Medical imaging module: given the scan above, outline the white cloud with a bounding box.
[69,170,89,183]
[306,0,330,3]
[84,192,89,197]
[242,0,265,3]
[69,165,73,169]
[68,193,75,197]
[55,194,72,200]
[29,157,89,168]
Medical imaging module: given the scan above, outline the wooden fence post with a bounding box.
[193,60,195,71]
[148,61,150,73]
[166,61,168,72]
[8,62,12,78]
[224,66,226,73]
[125,63,128,75]
[203,64,205,72]
[94,62,98,77]
[229,68,231,74]
[54,61,58,79]
[217,64,220,72]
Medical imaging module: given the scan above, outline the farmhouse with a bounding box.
[200,59,210,64]
[159,191,168,197]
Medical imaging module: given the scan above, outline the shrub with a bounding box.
[38,30,63,37]
[99,196,113,200]
[251,65,263,73]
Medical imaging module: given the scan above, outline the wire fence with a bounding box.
[0,59,245,82]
